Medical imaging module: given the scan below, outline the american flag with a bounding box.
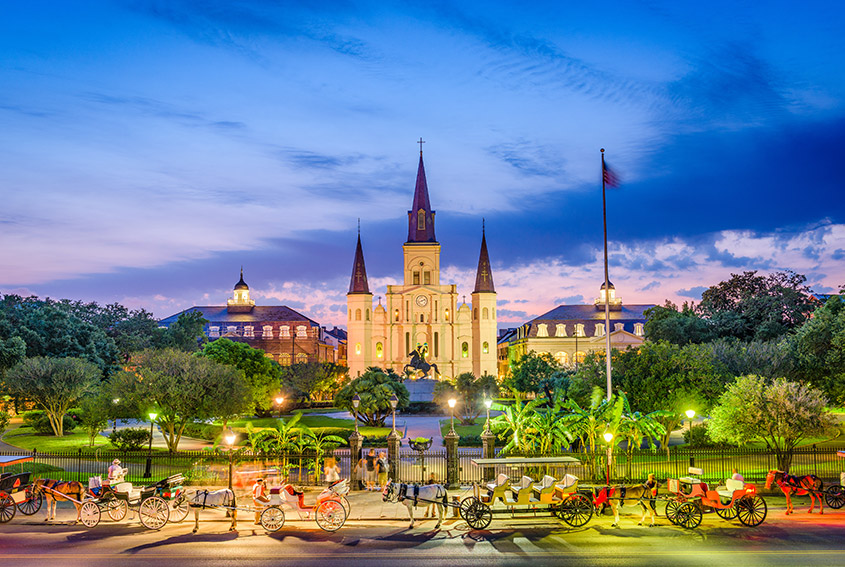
[603,161,619,188]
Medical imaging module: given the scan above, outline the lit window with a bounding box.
[394,308,400,322]
[536,323,548,337]
[355,343,361,355]
[279,353,291,365]
[634,323,644,337]
[280,325,290,338]
[575,324,585,337]
[296,325,307,338]
[555,324,567,337]
[244,326,254,338]
[462,342,469,358]
[295,353,307,363]
[417,209,425,230]
[262,325,273,338]
[209,326,220,338]
[575,351,586,364]
[595,323,605,337]
[614,323,624,332]
[376,342,383,358]
[445,308,450,321]
[226,325,237,335]
[555,352,569,365]
[482,341,489,354]
[264,352,275,360]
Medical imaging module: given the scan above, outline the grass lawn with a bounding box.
[3,426,112,452]
[439,417,486,437]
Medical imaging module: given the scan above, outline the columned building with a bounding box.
[346,150,497,380]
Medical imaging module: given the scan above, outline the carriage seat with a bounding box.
[508,476,537,505]
[114,482,143,501]
[532,475,557,503]
[554,474,579,499]
[716,478,745,499]
[485,474,511,504]
[486,473,509,493]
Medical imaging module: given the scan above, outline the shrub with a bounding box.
[109,428,151,451]
[32,414,76,435]
[405,402,440,415]
[182,422,224,441]
[0,410,10,436]
[22,410,45,427]
[683,422,729,448]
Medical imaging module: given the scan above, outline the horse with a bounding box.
[187,488,238,533]
[765,470,824,515]
[382,480,448,529]
[403,348,440,379]
[33,478,85,523]
[592,483,660,527]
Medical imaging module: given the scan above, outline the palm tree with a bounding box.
[559,388,623,479]
[245,413,305,477]
[614,392,669,479]
[490,393,545,455]
[297,424,347,480]
[527,400,573,455]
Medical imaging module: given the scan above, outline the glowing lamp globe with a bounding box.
[275,396,285,405]
[484,399,493,409]
[352,394,361,409]
[685,409,696,419]
[448,398,457,409]
[603,432,614,443]
[224,428,236,447]
[148,412,158,422]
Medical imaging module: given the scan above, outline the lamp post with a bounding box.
[225,427,236,491]
[352,394,360,436]
[111,398,120,434]
[275,395,285,418]
[484,398,493,433]
[448,398,457,435]
[603,430,614,485]
[143,411,158,478]
[390,393,398,432]
[685,409,696,439]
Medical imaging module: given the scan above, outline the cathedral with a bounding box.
[346,149,498,380]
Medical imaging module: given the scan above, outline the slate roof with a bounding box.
[407,153,437,243]
[473,227,495,293]
[520,304,654,338]
[159,306,320,327]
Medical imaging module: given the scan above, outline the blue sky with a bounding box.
[2,1,844,327]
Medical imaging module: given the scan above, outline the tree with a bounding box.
[163,311,208,352]
[708,375,835,470]
[198,338,282,415]
[0,409,9,437]
[434,372,499,425]
[334,367,409,427]
[791,295,845,405]
[644,301,715,345]
[704,338,793,380]
[698,271,815,341]
[121,349,251,451]
[558,388,624,479]
[0,336,26,412]
[505,351,565,402]
[281,362,347,403]
[76,392,111,447]
[490,395,546,454]
[4,357,101,436]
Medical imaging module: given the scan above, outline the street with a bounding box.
[3,502,845,567]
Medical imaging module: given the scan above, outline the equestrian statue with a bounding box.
[403,343,439,379]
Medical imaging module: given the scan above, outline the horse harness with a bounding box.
[396,483,441,507]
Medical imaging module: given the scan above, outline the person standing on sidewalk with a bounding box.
[364,448,377,490]
[252,477,270,524]
[377,451,388,490]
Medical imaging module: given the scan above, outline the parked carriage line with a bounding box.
[3,455,845,533]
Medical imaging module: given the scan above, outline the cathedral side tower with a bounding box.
[471,224,498,377]
[346,229,373,377]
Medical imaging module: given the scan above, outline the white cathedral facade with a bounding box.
[346,150,498,380]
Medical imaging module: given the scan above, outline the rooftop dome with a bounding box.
[234,267,249,290]
[600,280,615,290]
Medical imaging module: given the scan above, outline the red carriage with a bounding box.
[665,467,767,529]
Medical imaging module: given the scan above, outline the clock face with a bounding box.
[415,295,428,307]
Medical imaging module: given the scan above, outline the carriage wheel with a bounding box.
[139,496,169,530]
[675,502,702,529]
[736,496,767,527]
[339,496,351,517]
[464,500,493,530]
[260,506,286,532]
[80,501,101,528]
[824,485,845,509]
[315,500,346,532]
[714,503,737,520]
[664,500,682,525]
[169,496,191,523]
[0,494,16,523]
[459,496,480,522]
[17,487,43,516]
[557,493,593,528]
[107,498,128,521]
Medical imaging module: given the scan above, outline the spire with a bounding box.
[407,148,437,243]
[473,221,495,293]
[234,266,249,290]
[348,231,370,294]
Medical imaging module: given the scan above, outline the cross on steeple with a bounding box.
[417,137,425,155]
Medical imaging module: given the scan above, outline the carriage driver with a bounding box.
[252,477,270,524]
[108,459,125,483]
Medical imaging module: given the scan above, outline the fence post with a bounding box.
[445,431,460,489]
[481,429,496,482]
[387,429,401,482]
[348,432,362,490]
[813,445,818,477]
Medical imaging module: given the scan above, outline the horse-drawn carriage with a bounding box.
[259,478,350,532]
[457,457,594,530]
[664,467,767,529]
[0,455,43,523]
[75,473,187,529]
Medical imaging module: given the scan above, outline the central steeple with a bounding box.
[407,142,437,243]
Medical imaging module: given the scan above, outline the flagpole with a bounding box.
[601,148,612,402]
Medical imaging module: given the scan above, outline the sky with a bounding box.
[2,1,845,329]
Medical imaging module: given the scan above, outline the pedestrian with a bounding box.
[731,468,744,482]
[377,451,388,490]
[423,472,437,518]
[324,456,341,485]
[365,448,377,490]
[252,477,270,524]
[107,459,125,483]
[355,456,366,490]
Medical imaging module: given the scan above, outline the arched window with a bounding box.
[555,352,569,365]
[366,308,370,321]
[279,353,291,365]
[482,307,489,319]
[482,341,489,354]
[296,325,307,338]
[261,325,273,338]
[595,323,605,337]
[634,323,644,336]
[295,353,308,363]
[575,324,585,337]
[413,271,420,285]
[420,314,424,323]
[394,308,400,322]
[445,308,450,321]
[536,323,548,337]
[424,271,431,285]
[461,342,469,358]
[492,307,495,318]
[473,308,478,320]
[555,324,566,337]
[434,332,439,357]
[209,326,220,338]
[355,309,361,321]
[376,342,383,358]
[614,323,624,332]
[575,351,586,364]
[280,325,290,338]
[348,309,351,320]
[355,343,361,355]
[417,209,425,230]
[244,326,254,338]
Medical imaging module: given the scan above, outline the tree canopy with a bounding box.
[280,362,347,403]
[334,367,409,427]
[434,372,499,425]
[791,295,845,405]
[198,338,282,415]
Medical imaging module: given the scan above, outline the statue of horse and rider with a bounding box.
[404,343,439,378]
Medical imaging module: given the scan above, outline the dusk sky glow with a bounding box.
[2,1,844,328]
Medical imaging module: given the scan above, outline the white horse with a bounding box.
[382,480,448,529]
[187,489,238,533]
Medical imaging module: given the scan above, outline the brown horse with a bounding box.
[592,482,660,527]
[765,470,824,515]
[33,478,85,522]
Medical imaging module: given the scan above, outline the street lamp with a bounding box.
[352,394,360,436]
[225,427,236,491]
[685,409,696,439]
[275,395,285,417]
[484,398,493,433]
[143,411,158,478]
[390,393,398,432]
[448,398,457,435]
[602,430,614,485]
